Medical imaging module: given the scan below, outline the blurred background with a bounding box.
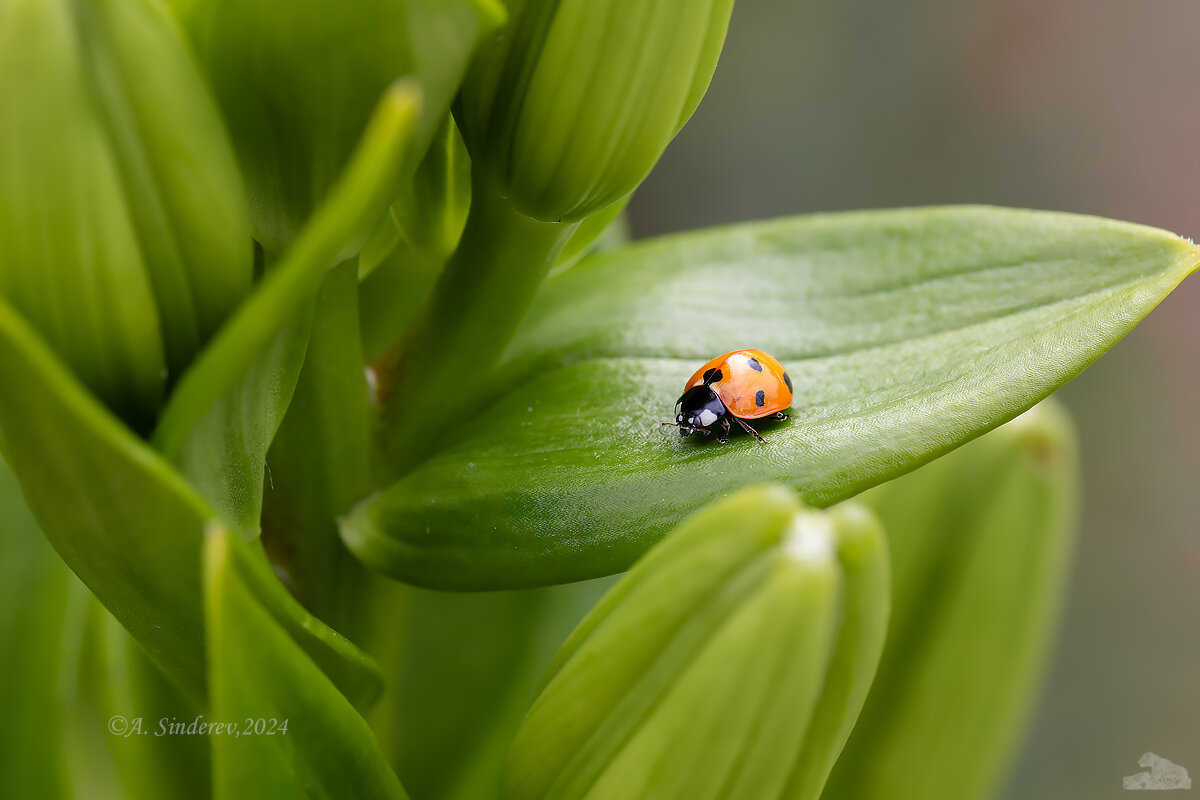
[628,0,1200,796]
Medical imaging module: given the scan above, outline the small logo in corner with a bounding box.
[1124,752,1192,790]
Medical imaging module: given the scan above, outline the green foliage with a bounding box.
[0,81,414,705]
[153,83,420,537]
[0,297,213,700]
[0,0,251,422]
[170,0,502,254]
[502,486,888,799]
[0,458,74,800]
[358,117,472,360]
[374,580,611,800]
[374,170,579,471]
[343,207,1197,589]
[260,262,372,630]
[91,613,212,800]
[458,0,734,221]
[824,400,1078,800]
[204,526,404,799]
[0,299,382,706]
[0,0,1194,798]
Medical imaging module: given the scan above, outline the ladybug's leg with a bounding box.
[715,416,730,444]
[734,417,766,444]
[773,412,789,420]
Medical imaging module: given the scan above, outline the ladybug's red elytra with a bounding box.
[663,349,794,444]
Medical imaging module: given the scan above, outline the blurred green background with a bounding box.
[627,1,1200,797]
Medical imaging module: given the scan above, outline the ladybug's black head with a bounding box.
[673,385,728,436]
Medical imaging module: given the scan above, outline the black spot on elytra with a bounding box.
[746,356,762,372]
[703,368,723,384]
[755,390,766,407]
[783,372,793,393]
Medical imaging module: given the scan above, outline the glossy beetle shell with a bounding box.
[684,349,793,419]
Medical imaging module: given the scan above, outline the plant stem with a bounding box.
[375,166,579,475]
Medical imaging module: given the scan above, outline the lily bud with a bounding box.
[822,401,1078,800]
[172,0,504,255]
[0,0,252,423]
[458,0,735,222]
[502,484,889,800]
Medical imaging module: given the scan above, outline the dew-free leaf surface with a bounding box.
[344,206,1198,589]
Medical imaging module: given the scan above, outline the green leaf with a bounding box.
[169,310,312,538]
[205,525,406,800]
[0,296,213,700]
[201,531,386,712]
[359,114,470,360]
[80,0,254,374]
[153,83,420,536]
[92,611,210,800]
[343,206,1199,589]
[0,456,74,800]
[0,0,167,421]
[172,0,502,254]
[822,400,1078,800]
[0,296,381,707]
[0,0,253,425]
[387,113,473,269]
[371,580,612,800]
[359,243,442,364]
[262,261,372,633]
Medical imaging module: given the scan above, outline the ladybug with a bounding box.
[664,349,794,444]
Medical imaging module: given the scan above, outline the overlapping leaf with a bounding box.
[205,526,405,800]
[0,298,214,698]
[261,263,371,632]
[0,457,75,800]
[343,207,1199,589]
[171,0,502,254]
[154,83,420,538]
[0,296,381,706]
[92,611,211,800]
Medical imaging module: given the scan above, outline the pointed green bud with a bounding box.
[0,0,252,423]
[822,401,1078,800]
[458,0,735,222]
[501,484,890,800]
[171,0,504,255]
